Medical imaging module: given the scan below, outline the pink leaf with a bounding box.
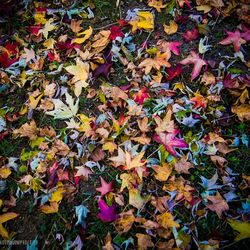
[97,199,118,222]
[179,51,207,81]
[153,130,188,156]
[168,41,182,56]
[96,177,113,197]
[219,30,246,52]
[182,28,199,41]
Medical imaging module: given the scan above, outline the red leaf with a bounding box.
[109,26,124,40]
[117,19,128,27]
[166,64,183,81]
[96,177,113,196]
[182,28,199,41]
[153,130,188,156]
[0,52,18,68]
[219,30,246,52]
[179,51,207,81]
[97,199,118,222]
[29,25,43,36]
[134,87,150,105]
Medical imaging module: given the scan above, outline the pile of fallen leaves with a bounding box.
[0,0,250,249]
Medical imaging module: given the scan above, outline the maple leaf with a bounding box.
[129,11,154,32]
[179,51,207,81]
[152,163,172,181]
[73,26,93,44]
[148,0,167,12]
[129,188,149,209]
[40,202,59,214]
[96,177,113,196]
[134,87,150,105]
[0,52,18,68]
[136,234,154,250]
[219,30,246,52]
[39,18,56,39]
[65,58,89,96]
[139,51,171,74]
[156,212,180,229]
[109,25,124,40]
[174,155,194,174]
[157,40,182,56]
[206,192,229,218]
[182,28,199,41]
[0,212,19,239]
[97,199,118,222]
[70,19,83,33]
[74,166,93,180]
[75,204,89,227]
[153,130,188,156]
[190,93,207,109]
[46,92,79,119]
[166,64,183,80]
[163,21,178,35]
[232,104,250,121]
[114,210,135,233]
[228,219,250,241]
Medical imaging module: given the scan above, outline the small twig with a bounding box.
[93,22,118,31]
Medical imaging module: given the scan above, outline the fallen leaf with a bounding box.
[180,51,207,81]
[163,21,178,35]
[136,234,154,250]
[97,199,118,222]
[96,177,113,196]
[156,212,180,228]
[206,192,229,218]
[228,219,250,241]
[40,202,59,214]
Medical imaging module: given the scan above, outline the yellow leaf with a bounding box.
[0,223,9,239]
[232,104,250,121]
[129,11,154,32]
[73,26,93,44]
[49,184,65,203]
[0,167,11,179]
[152,163,172,181]
[163,21,178,35]
[29,94,43,109]
[65,59,89,96]
[102,142,117,153]
[129,188,149,209]
[156,212,180,229]
[43,38,56,49]
[228,219,250,241]
[34,12,47,25]
[0,212,19,224]
[137,11,154,30]
[39,18,56,39]
[40,202,59,214]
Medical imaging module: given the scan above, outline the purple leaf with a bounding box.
[97,199,118,222]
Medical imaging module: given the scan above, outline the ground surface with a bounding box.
[0,0,249,249]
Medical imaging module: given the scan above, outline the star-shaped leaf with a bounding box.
[96,177,113,196]
[180,51,207,81]
[219,30,246,52]
[153,130,188,156]
[46,92,79,120]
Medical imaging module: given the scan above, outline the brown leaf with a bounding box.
[136,234,154,250]
[207,192,229,218]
